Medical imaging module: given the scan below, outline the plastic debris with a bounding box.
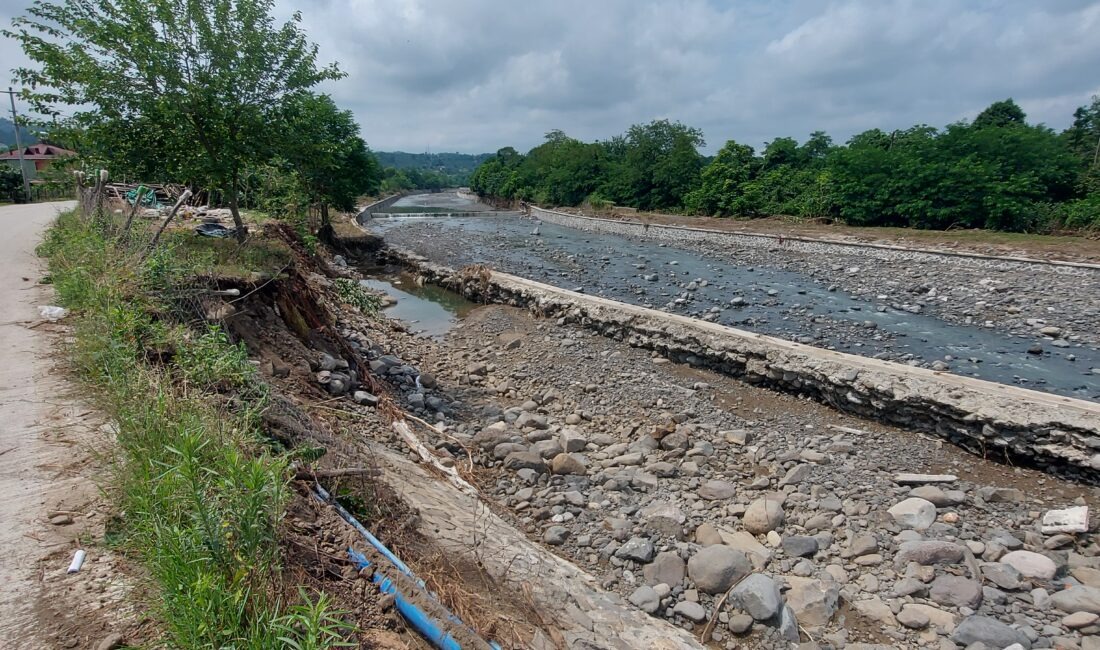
[1041,505,1089,534]
[67,549,86,573]
[194,223,237,238]
[38,306,70,321]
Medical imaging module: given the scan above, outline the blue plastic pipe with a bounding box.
[348,548,466,650]
[312,485,502,650]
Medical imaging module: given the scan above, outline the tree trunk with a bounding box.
[320,202,330,229]
[228,183,247,243]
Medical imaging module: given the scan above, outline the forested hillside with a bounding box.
[375,151,491,191]
[0,117,38,149]
[470,98,1100,232]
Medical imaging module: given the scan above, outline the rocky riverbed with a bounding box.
[330,290,1100,650]
[369,215,1100,401]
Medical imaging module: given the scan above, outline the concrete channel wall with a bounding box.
[381,247,1100,482]
[531,206,1100,276]
[356,193,407,223]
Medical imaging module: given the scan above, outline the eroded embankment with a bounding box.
[382,248,1100,482]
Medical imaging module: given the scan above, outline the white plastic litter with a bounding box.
[1041,505,1089,534]
[38,306,70,321]
[67,549,86,573]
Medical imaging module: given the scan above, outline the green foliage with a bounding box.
[333,278,381,314]
[273,588,357,650]
[8,0,344,238]
[473,98,1100,233]
[0,166,22,201]
[279,94,382,223]
[40,210,352,649]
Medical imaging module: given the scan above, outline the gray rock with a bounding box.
[777,604,800,641]
[698,479,736,500]
[544,526,570,545]
[550,452,587,475]
[848,533,879,558]
[896,605,930,629]
[743,497,785,535]
[785,577,840,627]
[782,535,819,558]
[615,536,656,563]
[894,540,965,567]
[643,551,686,587]
[908,485,964,507]
[628,586,660,614]
[673,600,707,623]
[887,497,937,530]
[929,575,983,608]
[982,562,1024,590]
[999,550,1057,580]
[688,545,751,594]
[727,613,753,634]
[352,390,379,407]
[951,615,1031,649]
[978,486,1025,503]
[503,451,545,471]
[731,573,782,621]
[1051,585,1100,614]
[779,463,812,486]
[640,501,686,537]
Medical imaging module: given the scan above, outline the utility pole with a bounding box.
[3,88,32,201]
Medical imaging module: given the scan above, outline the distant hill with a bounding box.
[374,151,492,176]
[0,117,38,151]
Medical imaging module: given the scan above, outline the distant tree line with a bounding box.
[471,99,1100,232]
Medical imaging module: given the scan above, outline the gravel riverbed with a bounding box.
[332,292,1100,649]
[369,215,1100,401]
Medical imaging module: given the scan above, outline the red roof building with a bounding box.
[0,143,77,179]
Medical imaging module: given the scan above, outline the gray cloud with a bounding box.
[4,0,1100,153]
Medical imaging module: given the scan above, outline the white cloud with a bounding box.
[2,0,1099,152]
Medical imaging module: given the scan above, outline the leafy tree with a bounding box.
[279,93,382,228]
[685,140,756,216]
[8,0,342,241]
[612,120,705,210]
[973,99,1027,129]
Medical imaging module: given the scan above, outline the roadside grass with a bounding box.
[39,210,352,649]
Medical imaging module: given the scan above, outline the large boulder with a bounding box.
[731,573,782,621]
[643,551,686,587]
[887,497,936,530]
[999,550,1058,580]
[743,497,785,535]
[688,545,751,594]
[951,615,1031,649]
[893,540,965,567]
[784,577,840,628]
[1051,585,1100,614]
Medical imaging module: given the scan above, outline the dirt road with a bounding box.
[0,201,135,649]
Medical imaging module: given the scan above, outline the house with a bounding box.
[0,143,77,180]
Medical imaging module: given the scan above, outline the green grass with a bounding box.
[39,210,351,649]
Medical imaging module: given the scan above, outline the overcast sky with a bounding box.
[4,0,1100,154]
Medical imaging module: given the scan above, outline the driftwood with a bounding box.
[369,443,704,650]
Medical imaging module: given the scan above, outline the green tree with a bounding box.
[279,93,381,228]
[685,140,757,216]
[973,99,1027,129]
[611,120,705,210]
[8,0,342,241]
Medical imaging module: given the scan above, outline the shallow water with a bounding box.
[359,269,479,339]
[374,214,1100,401]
